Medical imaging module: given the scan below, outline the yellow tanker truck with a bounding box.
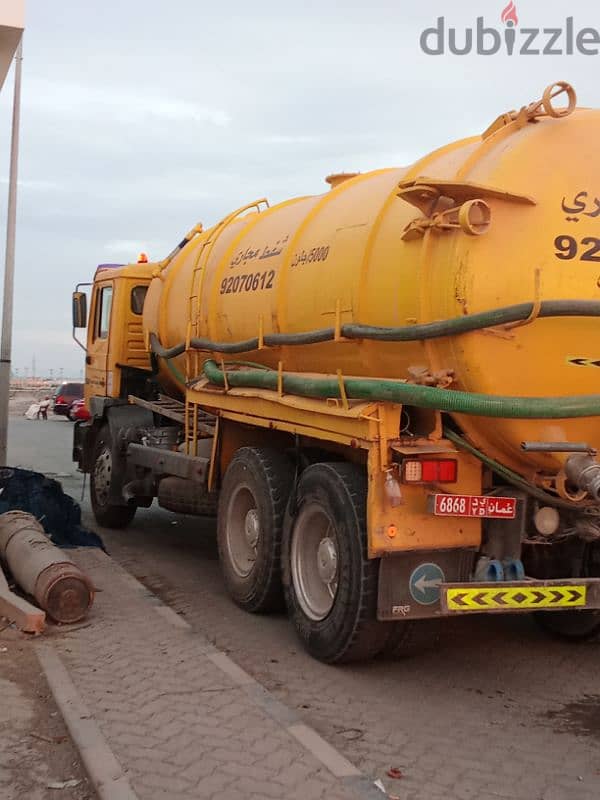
[72,81,600,662]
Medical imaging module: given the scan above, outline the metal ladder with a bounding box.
[184,198,269,452]
[186,199,269,373]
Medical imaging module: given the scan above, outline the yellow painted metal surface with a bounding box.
[143,84,600,482]
[446,584,586,612]
[186,383,482,554]
[368,445,481,556]
[188,382,379,446]
[86,265,153,404]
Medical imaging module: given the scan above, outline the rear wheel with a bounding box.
[282,462,391,664]
[383,619,441,658]
[530,542,600,642]
[218,447,294,614]
[534,610,600,641]
[90,426,137,529]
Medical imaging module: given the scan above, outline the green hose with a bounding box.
[202,360,600,420]
[443,428,588,511]
[149,299,600,358]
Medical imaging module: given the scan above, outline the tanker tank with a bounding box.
[143,81,600,492]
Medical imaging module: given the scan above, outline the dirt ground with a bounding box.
[9,390,48,417]
[1,396,93,799]
[0,626,92,800]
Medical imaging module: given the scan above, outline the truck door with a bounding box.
[85,280,113,402]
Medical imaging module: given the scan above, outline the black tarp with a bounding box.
[0,467,104,549]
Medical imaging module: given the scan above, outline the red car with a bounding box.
[68,398,91,422]
[53,382,84,416]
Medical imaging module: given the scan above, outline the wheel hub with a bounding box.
[317,537,337,584]
[225,485,260,578]
[290,504,340,621]
[94,448,112,504]
[244,509,260,549]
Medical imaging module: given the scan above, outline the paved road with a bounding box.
[9,416,600,800]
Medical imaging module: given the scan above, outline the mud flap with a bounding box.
[377,549,475,620]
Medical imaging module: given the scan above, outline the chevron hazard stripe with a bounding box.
[446,585,587,611]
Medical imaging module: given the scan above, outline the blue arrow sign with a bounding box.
[409,562,446,605]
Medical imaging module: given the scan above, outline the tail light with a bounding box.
[56,395,64,404]
[401,459,458,484]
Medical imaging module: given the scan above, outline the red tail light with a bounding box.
[402,459,458,484]
[56,395,64,404]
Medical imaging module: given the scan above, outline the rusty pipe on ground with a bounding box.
[0,511,94,623]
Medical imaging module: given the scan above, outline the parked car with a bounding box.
[68,398,90,422]
[53,382,84,416]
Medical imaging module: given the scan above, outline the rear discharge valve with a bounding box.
[565,454,600,502]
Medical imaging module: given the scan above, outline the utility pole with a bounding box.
[0,37,22,465]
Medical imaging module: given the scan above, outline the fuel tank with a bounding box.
[143,82,600,480]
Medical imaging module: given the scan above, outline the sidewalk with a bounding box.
[37,547,382,800]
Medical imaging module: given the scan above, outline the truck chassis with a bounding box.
[74,379,600,663]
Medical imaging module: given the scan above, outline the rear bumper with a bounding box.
[53,404,70,415]
[441,579,600,615]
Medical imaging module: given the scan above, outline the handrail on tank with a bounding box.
[153,198,270,276]
[155,222,204,274]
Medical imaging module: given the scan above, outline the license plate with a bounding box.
[431,494,517,519]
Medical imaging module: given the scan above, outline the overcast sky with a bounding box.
[0,0,598,377]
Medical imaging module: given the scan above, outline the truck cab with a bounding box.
[78,262,153,405]
[72,258,217,531]
[72,261,159,491]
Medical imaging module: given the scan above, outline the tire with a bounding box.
[197,495,218,516]
[534,610,600,642]
[282,462,391,664]
[90,425,137,529]
[217,447,294,614]
[529,543,600,642]
[382,619,441,659]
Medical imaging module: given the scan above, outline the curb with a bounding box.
[35,643,139,800]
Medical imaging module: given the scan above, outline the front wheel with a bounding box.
[90,426,137,529]
[282,462,391,664]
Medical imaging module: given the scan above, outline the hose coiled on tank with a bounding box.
[200,360,600,419]
[150,299,600,357]
[150,298,600,419]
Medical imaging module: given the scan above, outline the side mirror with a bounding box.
[72,292,87,328]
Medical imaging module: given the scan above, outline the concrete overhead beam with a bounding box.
[0,0,25,92]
